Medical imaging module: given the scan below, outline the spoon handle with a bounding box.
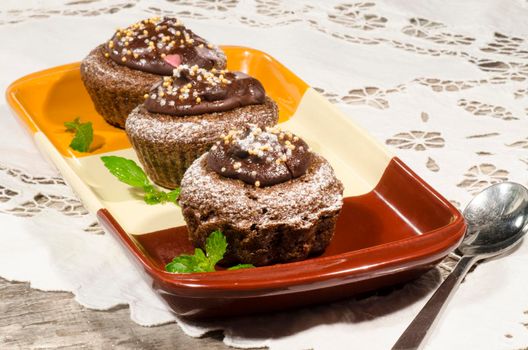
[392,255,478,350]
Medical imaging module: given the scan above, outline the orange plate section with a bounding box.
[5,46,308,158]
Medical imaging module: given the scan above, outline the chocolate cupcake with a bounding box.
[179,125,344,266]
[80,17,226,128]
[125,65,279,189]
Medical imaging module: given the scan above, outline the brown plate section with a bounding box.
[97,157,466,319]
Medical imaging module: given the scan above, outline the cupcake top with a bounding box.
[105,17,225,75]
[144,65,266,116]
[207,125,312,187]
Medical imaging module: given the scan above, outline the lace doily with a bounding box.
[1,1,528,349]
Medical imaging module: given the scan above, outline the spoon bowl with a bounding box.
[459,182,528,257]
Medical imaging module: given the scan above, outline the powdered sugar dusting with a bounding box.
[125,98,278,146]
[81,45,159,87]
[179,153,344,231]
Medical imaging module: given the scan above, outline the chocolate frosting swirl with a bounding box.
[144,66,266,116]
[105,17,225,75]
[207,125,313,187]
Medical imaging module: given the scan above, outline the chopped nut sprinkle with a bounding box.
[105,17,218,69]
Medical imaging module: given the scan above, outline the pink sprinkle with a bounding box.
[164,54,181,67]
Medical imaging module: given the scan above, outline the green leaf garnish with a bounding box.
[165,230,255,273]
[205,229,227,269]
[101,156,179,205]
[101,156,149,188]
[64,117,93,152]
[165,249,210,273]
[144,185,180,205]
[227,264,255,271]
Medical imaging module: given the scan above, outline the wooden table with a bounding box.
[0,278,234,349]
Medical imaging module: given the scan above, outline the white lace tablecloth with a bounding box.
[1,1,528,349]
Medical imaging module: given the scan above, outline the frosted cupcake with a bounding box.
[179,125,344,266]
[125,65,278,189]
[80,17,226,128]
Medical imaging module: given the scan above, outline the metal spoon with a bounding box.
[393,182,528,350]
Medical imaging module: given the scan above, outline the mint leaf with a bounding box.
[64,117,93,152]
[64,117,80,131]
[166,188,181,203]
[165,230,252,273]
[101,156,149,188]
[227,264,255,270]
[205,229,227,268]
[143,184,164,205]
[143,184,180,205]
[166,254,206,273]
[193,248,213,272]
[165,256,195,273]
[165,249,212,273]
[101,156,180,206]
[70,122,93,152]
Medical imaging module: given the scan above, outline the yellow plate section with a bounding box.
[6,46,309,158]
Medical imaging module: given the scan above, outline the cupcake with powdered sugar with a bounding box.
[179,125,344,266]
[81,16,226,128]
[125,65,278,189]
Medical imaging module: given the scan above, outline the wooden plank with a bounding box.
[0,278,241,350]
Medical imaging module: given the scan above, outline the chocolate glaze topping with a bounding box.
[105,17,225,75]
[144,65,266,116]
[207,125,313,187]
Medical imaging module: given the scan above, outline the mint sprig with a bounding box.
[227,264,255,270]
[64,117,93,152]
[101,156,180,205]
[165,230,255,273]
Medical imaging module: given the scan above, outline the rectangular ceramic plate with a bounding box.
[6,46,465,319]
